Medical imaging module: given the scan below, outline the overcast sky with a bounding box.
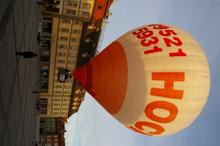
[65,0,220,146]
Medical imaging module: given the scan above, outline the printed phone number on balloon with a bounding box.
[132,24,187,57]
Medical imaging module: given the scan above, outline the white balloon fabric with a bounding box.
[73,24,210,136]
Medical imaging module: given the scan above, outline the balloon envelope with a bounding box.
[73,24,210,136]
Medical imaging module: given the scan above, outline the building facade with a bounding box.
[38,0,113,118]
[39,117,66,146]
[36,0,114,145]
[39,16,83,118]
[38,0,95,118]
[43,0,95,21]
[68,0,113,116]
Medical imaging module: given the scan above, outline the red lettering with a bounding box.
[129,121,165,136]
[145,101,178,123]
[163,37,182,47]
[137,30,153,39]
[132,26,187,57]
[144,46,162,55]
[141,36,159,47]
[148,24,169,29]
[129,72,185,136]
[151,72,185,99]
[169,48,187,57]
[132,27,149,36]
[159,29,177,36]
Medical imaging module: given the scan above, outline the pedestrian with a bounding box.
[16,51,37,58]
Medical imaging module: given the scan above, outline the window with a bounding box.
[54,91,62,94]
[66,9,76,15]
[65,2,73,6]
[57,59,65,64]
[81,2,91,9]
[53,107,60,111]
[40,69,49,78]
[58,44,67,49]
[43,17,52,21]
[41,50,50,56]
[70,37,80,42]
[52,0,60,5]
[72,29,81,34]
[64,84,72,89]
[52,112,60,115]
[68,52,77,57]
[61,111,67,115]
[73,102,79,106]
[84,37,91,43]
[64,90,71,94]
[54,135,58,138]
[72,1,78,7]
[75,89,81,94]
[53,98,61,102]
[46,5,59,14]
[62,102,68,106]
[53,103,61,106]
[67,64,75,70]
[55,90,62,94]
[43,21,52,34]
[65,1,78,7]
[57,52,66,57]
[74,21,81,25]
[60,28,70,33]
[62,107,69,111]
[68,54,76,59]
[40,56,50,62]
[67,57,76,62]
[74,98,80,102]
[62,19,71,24]
[41,64,49,70]
[59,36,68,41]
[72,106,78,110]
[69,45,78,49]
[41,82,48,90]
[41,39,51,50]
[67,60,76,64]
[69,49,78,54]
[63,98,69,102]
[55,85,63,88]
[81,11,90,18]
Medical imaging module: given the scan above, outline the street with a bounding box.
[0,0,41,145]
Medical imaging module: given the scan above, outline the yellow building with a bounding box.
[38,0,114,118]
[43,0,95,21]
[38,0,96,118]
[39,16,83,118]
[39,117,65,146]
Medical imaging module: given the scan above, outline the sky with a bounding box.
[65,0,220,146]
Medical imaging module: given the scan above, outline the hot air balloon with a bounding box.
[73,24,210,136]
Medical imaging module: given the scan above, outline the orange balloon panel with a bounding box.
[73,24,210,136]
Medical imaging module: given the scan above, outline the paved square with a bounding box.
[0,0,42,145]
